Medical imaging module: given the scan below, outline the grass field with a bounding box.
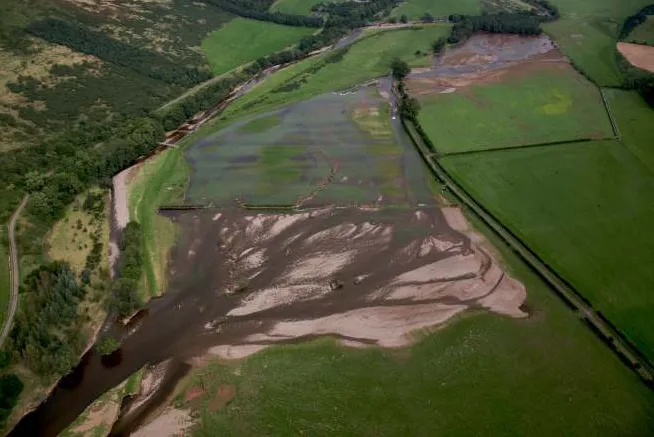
[415,64,613,154]
[543,17,623,87]
[390,0,481,19]
[217,26,451,125]
[604,88,654,172]
[128,148,188,300]
[271,0,341,15]
[628,16,654,45]
[179,218,654,436]
[201,18,315,76]
[441,141,654,362]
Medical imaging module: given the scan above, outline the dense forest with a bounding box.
[202,0,323,27]
[8,262,87,377]
[111,222,145,318]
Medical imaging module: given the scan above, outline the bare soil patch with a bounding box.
[617,42,654,73]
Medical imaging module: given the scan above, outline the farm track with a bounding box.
[0,195,28,348]
[402,119,654,387]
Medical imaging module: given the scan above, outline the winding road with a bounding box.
[0,195,29,348]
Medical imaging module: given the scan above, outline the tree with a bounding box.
[96,336,121,356]
[421,12,434,23]
[432,37,447,54]
[399,96,421,120]
[390,58,410,81]
[400,14,408,23]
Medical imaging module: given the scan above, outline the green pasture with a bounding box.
[128,148,188,299]
[604,88,654,172]
[628,16,654,45]
[415,64,613,154]
[550,0,650,18]
[218,25,452,123]
[543,17,622,86]
[390,0,481,19]
[186,87,431,206]
[271,0,341,15]
[181,225,654,436]
[201,18,314,76]
[442,141,654,362]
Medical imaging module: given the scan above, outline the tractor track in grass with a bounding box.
[401,118,654,387]
[0,195,29,348]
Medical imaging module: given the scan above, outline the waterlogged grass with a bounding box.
[442,141,654,362]
[391,0,481,19]
[604,88,654,172]
[543,17,623,86]
[201,18,315,76]
[416,64,613,153]
[218,25,452,124]
[628,16,654,45]
[237,114,282,134]
[182,244,654,437]
[128,148,188,299]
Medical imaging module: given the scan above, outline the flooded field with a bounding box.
[185,82,434,207]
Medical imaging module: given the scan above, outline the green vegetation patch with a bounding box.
[219,25,452,122]
[391,0,481,19]
[0,239,9,331]
[441,141,654,362]
[543,17,623,86]
[416,64,613,154]
[128,148,188,299]
[201,18,315,76]
[628,15,654,45]
[604,88,654,172]
[237,114,283,133]
[271,0,344,15]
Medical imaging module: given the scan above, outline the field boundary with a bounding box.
[0,195,29,348]
[599,88,622,140]
[438,137,614,158]
[401,118,654,387]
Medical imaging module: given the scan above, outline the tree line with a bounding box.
[619,4,654,39]
[111,222,145,318]
[26,19,211,87]
[202,0,323,27]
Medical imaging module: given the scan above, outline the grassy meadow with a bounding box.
[390,0,481,19]
[218,25,452,125]
[128,148,188,300]
[415,64,613,154]
[604,88,654,172]
[628,16,654,45]
[179,224,654,436]
[543,17,623,87]
[441,141,654,362]
[201,18,315,76]
[271,0,340,15]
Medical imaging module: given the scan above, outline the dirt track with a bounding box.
[0,195,28,348]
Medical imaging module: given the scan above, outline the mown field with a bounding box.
[179,217,654,436]
[390,0,481,19]
[628,15,654,45]
[271,0,339,15]
[441,141,654,362]
[201,18,315,76]
[415,64,613,154]
[218,25,452,125]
